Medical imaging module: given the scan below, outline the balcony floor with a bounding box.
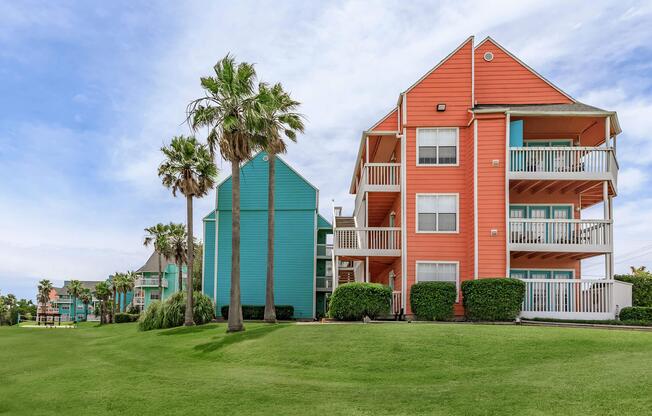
[510,179,616,209]
[511,250,606,260]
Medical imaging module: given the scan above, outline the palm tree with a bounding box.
[123,271,136,312]
[79,288,92,321]
[37,279,53,322]
[159,136,217,326]
[94,281,110,325]
[144,223,171,299]
[188,55,262,332]
[109,274,120,323]
[166,223,188,292]
[66,280,83,323]
[257,82,305,323]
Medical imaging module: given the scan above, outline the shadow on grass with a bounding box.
[193,324,288,353]
[159,323,221,336]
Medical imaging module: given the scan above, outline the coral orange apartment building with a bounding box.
[332,36,631,320]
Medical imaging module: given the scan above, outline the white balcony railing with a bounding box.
[134,278,168,288]
[333,227,401,256]
[317,244,333,257]
[509,219,611,252]
[509,147,617,186]
[133,297,145,306]
[391,291,403,316]
[354,163,401,217]
[520,279,631,320]
[316,276,333,290]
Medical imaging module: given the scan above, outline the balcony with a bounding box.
[519,278,631,320]
[316,244,333,258]
[316,276,333,291]
[509,219,612,254]
[333,227,401,257]
[509,147,618,194]
[133,297,145,306]
[134,278,168,288]
[358,163,400,193]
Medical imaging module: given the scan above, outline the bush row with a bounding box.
[615,274,652,307]
[619,306,652,322]
[114,313,140,323]
[410,282,456,321]
[328,283,391,321]
[220,305,294,320]
[138,292,215,331]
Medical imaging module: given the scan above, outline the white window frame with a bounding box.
[415,193,459,234]
[415,260,460,302]
[416,127,460,167]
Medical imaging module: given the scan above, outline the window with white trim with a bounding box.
[417,128,458,165]
[417,194,457,232]
[416,262,459,299]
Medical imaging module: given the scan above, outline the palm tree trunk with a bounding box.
[122,291,126,313]
[73,297,77,323]
[228,160,244,332]
[178,262,183,292]
[184,194,195,326]
[158,254,163,300]
[264,153,277,323]
[112,289,116,323]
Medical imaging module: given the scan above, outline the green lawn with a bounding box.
[1,322,652,415]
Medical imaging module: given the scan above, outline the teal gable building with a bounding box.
[203,152,332,320]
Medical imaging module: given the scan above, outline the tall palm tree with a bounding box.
[144,223,171,298]
[166,222,188,292]
[159,136,217,326]
[94,281,110,325]
[79,288,92,321]
[66,280,83,323]
[37,279,53,321]
[257,82,305,323]
[188,55,262,332]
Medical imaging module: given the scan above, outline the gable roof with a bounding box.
[216,151,319,193]
[136,251,175,273]
[318,214,332,229]
[475,36,575,103]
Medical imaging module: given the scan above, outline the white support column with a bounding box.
[608,195,614,279]
[365,257,369,283]
[603,181,610,279]
[505,113,510,278]
[605,116,611,148]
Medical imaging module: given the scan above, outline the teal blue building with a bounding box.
[202,152,332,320]
[133,252,187,310]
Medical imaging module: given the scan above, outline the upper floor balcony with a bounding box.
[333,227,401,257]
[134,277,168,288]
[357,163,401,193]
[509,147,618,188]
[509,218,612,256]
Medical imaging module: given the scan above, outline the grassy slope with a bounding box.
[1,322,651,415]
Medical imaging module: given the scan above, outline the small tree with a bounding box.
[94,282,111,325]
[144,224,171,298]
[79,288,92,321]
[37,279,53,321]
[66,280,83,323]
[159,136,217,326]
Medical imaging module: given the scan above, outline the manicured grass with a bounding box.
[1,322,652,415]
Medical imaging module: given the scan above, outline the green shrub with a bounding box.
[328,282,391,321]
[193,292,216,324]
[220,305,294,320]
[114,313,139,323]
[138,301,164,331]
[615,274,652,307]
[410,282,457,321]
[619,306,652,322]
[138,292,216,331]
[461,278,525,321]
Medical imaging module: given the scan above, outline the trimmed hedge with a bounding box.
[328,282,391,321]
[615,274,652,307]
[461,278,525,321]
[114,313,140,323]
[619,306,652,322]
[410,282,457,321]
[220,305,294,320]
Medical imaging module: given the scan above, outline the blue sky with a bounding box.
[1,1,651,299]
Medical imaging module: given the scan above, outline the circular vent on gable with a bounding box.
[483,51,494,62]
